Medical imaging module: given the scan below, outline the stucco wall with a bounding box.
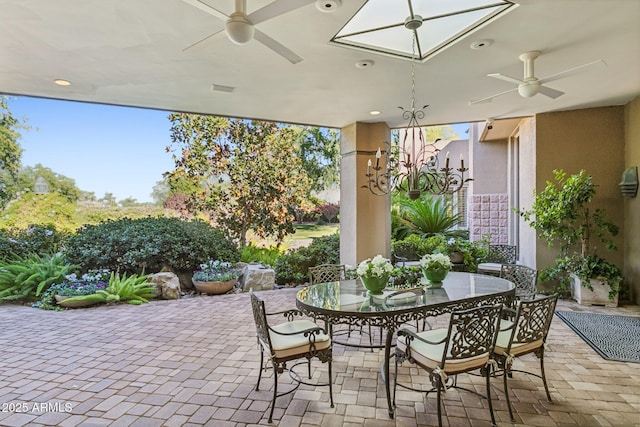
[534,106,626,282]
[624,97,640,303]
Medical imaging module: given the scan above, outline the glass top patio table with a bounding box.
[295,271,516,418]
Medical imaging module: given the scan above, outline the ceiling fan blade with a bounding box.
[488,73,525,85]
[182,0,229,21]
[249,0,315,25]
[182,28,226,52]
[538,85,565,99]
[539,59,606,84]
[468,87,518,105]
[254,29,303,64]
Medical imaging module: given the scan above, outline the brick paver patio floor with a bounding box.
[1,288,639,426]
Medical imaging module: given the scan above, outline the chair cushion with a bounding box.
[494,319,543,357]
[477,262,502,273]
[269,319,331,359]
[397,328,489,374]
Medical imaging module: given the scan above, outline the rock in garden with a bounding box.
[239,263,275,292]
[150,272,181,300]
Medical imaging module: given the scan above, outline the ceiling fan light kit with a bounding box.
[225,13,254,44]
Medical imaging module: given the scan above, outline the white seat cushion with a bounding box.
[494,319,543,357]
[477,262,502,273]
[397,328,489,374]
[269,319,331,359]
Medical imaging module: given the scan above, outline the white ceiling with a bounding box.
[1,0,639,129]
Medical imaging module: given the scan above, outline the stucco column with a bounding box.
[340,122,391,268]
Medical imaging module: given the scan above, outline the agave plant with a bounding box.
[392,195,466,240]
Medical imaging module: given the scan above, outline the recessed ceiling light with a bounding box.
[470,39,493,50]
[53,79,71,86]
[369,110,381,116]
[355,60,374,69]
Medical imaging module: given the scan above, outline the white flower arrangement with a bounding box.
[420,253,453,271]
[356,255,394,278]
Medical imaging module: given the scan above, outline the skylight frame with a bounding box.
[330,0,517,61]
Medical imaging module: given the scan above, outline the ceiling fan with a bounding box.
[181,0,315,64]
[469,51,605,105]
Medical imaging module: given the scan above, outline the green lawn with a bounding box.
[247,223,339,250]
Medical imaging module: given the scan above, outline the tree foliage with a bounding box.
[293,127,340,193]
[0,96,27,208]
[518,169,618,258]
[12,164,81,202]
[167,114,312,247]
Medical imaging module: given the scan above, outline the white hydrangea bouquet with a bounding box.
[419,253,453,271]
[356,255,394,278]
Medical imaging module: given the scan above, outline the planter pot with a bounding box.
[449,252,464,264]
[359,275,390,295]
[569,273,618,307]
[423,268,449,286]
[193,279,237,295]
[55,295,99,309]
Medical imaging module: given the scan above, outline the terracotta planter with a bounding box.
[193,279,237,295]
[55,295,99,309]
[570,273,618,307]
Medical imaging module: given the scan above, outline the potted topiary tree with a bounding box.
[518,169,622,306]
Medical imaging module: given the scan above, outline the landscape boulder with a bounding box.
[239,263,275,292]
[150,272,181,300]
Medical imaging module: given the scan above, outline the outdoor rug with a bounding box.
[555,311,640,363]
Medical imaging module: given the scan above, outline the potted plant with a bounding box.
[356,255,394,295]
[446,236,490,272]
[518,169,622,306]
[51,271,110,308]
[419,253,453,287]
[192,260,241,295]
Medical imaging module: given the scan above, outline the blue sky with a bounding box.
[9,96,175,203]
[8,96,469,203]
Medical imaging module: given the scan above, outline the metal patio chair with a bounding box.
[249,289,333,423]
[478,244,518,275]
[493,295,558,421]
[500,263,538,301]
[394,303,503,427]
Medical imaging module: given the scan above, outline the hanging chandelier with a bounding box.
[363,9,472,200]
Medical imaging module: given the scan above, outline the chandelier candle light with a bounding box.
[363,7,471,200]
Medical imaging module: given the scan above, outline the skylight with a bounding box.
[331,0,517,61]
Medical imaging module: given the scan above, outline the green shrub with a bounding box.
[240,243,281,267]
[63,217,239,274]
[0,225,68,261]
[275,233,340,285]
[0,253,77,302]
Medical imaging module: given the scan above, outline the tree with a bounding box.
[13,164,81,202]
[99,192,117,206]
[0,96,27,208]
[151,179,170,206]
[167,114,312,247]
[119,197,139,207]
[294,127,340,193]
